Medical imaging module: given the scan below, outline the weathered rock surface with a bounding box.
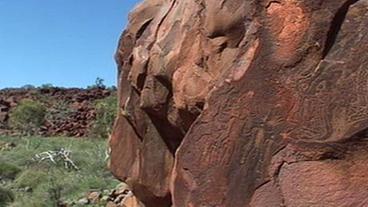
[0,87,113,137]
[110,0,368,206]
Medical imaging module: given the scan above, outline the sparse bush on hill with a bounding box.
[87,77,106,89]
[90,95,118,139]
[39,83,54,89]
[20,84,36,90]
[9,100,46,136]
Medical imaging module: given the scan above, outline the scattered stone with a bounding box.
[114,183,130,195]
[24,186,32,193]
[106,201,117,207]
[101,195,109,202]
[77,198,89,205]
[121,195,144,207]
[67,183,135,206]
[114,194,125,203]
[87,191,101,204]
[0,141,16,151]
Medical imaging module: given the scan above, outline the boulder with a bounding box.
[87,191,102,204]
[122,195,145,207]
[111,0,368,206]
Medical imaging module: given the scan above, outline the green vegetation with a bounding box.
[8,100,46,136]
[0,187,14,207]
[0,136,119,206]
[20,85,36,90]
[0,162,21,180]
[39,83,54,89]
[90,95,118,139]
[13,169,48,189]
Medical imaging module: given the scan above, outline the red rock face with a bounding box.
[111,0,368,206]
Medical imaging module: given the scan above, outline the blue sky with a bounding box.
[0,0,141,89]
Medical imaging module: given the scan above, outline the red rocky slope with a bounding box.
[0,87,112,137]
[110,0,368,206]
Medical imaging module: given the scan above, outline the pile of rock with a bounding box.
[0,99,11,124]
[62,183,143,207]
[0,87,114,137]
[0,141,16,151]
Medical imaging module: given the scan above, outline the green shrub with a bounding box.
[90,95,117,138]
[0,162,21,180]
[9,100,46,136]
[0,136,119,206]
[13,169,47,189]
[9,198,46,207]
[0,187,14,207]
[20,84,36,90]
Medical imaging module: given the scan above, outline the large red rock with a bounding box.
[110,0,368,206]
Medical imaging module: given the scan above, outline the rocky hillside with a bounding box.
[110,0,368,207]
[0,87,114,137]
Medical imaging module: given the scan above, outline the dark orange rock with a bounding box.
[111,0,368,206]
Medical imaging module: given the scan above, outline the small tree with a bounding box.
[95,77,105,89]
[40,83,54,89]
[87,77,106,89]
[21,84,36,90]
[9,100,46,136]
[90,95,117,138]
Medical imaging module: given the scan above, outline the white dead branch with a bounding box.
[33,148,79,170]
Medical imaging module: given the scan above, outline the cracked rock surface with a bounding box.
[110,0,368,206]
